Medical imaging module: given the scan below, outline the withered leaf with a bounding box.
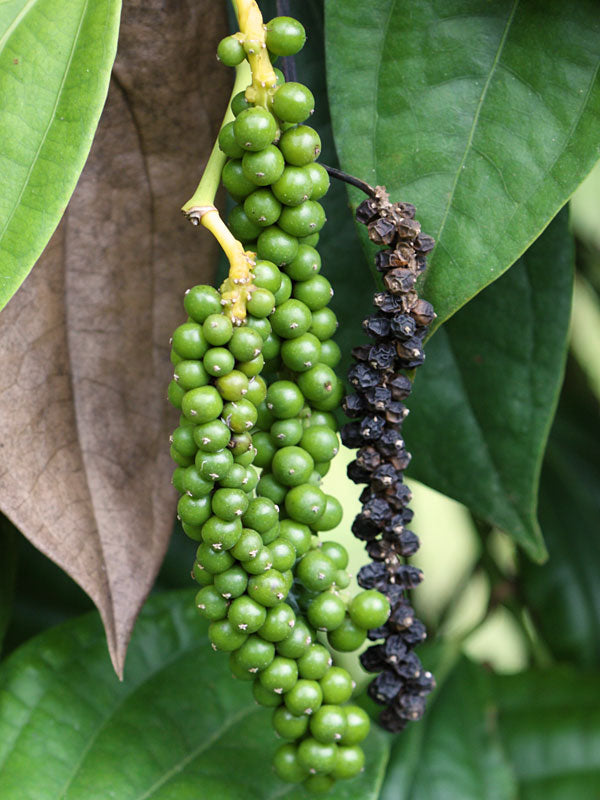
[0,0,230,676]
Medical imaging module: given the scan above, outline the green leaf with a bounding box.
[520,361,600,664]
[380,657,517,800]
[0,516,17,653]
[325,0,600,328]
[0,590,390,799]
[494,667,600,799]
[403,210,573,560]
[380,657,600,799]
[0,0,121,311]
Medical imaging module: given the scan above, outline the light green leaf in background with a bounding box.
[325,0,600,328]
[0,590,390,800]
[0,0,122,311]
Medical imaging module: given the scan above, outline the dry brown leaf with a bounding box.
[0,0,230,676]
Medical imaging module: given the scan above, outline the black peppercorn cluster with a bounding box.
[340,188,436,733]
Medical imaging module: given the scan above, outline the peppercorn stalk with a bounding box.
[183,0,277,323]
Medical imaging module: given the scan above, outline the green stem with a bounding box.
[182,60,251,214]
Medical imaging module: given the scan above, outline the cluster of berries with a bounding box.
[168,16,393,794]
[340,188,437,732]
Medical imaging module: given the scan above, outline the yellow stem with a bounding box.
[233,0,278,107]
[191,208,256,325]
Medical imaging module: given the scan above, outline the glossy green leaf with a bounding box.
[0,590,390,799]
[494,667,600,799]
[381,657,600,799]
[520,361,600,664]
[403,210,573,559]
[381,658,517,800]
[0,0,121,311]
[326,0,600,328]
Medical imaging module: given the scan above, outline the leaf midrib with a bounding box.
[431,0,520,256]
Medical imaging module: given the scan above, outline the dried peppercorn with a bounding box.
[343,186,437,732]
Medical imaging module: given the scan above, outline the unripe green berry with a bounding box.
[349,589,391,629]
[195,586,228,621]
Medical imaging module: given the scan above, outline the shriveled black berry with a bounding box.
[411,298,436,326]
[340,422,364,449]
[371,464,398,491]
[342,393,364,418]
[373,291,403,314]
[368,342,396,370]
[395,218,420,240]
[392,651,423,680]
[414,233,435,253]
[395,337,425,367]
[390,314,416,339]
[387,373,412,400]
[378,581,406,606]
[394,202,416,219]
[367,623,391,641]
[347,460,372,484]
[374,250,395,272]
[407,670,436,695]
[384,268,417,295]
[376,428,405,458]
[388,603,415,631]
[352,514,380,541]
[360,415,386,441]
[357,561,388,589]
[363,314,392,338]
[351,344,372,362]
[363,386,392,412]
[355,197,380,224]
[385,481,412,509]
[359,644,386,673]
[384,529,420,557]
[385,402,409,425]
[394,693,426,721]
[362,496,393,526]
[386,508,414,530]
[368,217,397,246]
[368,669,403,705]
[400,618,427,646]
[394,565,424,589]
[365,538,396,562]
[383,634,408,664]
[348,363,380,388]
[356,446,381,472]
[379,706,407,733]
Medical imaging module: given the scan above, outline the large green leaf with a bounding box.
[0,590,390,799]
[380,658,517,800]
[380,658,600,800]
[494,667,600,799]
[0,0,121,311]
[403,210,573,560]
[325,0,600,328]
[520,361,600,664]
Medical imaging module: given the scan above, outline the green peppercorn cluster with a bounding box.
[167,15,392,794]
